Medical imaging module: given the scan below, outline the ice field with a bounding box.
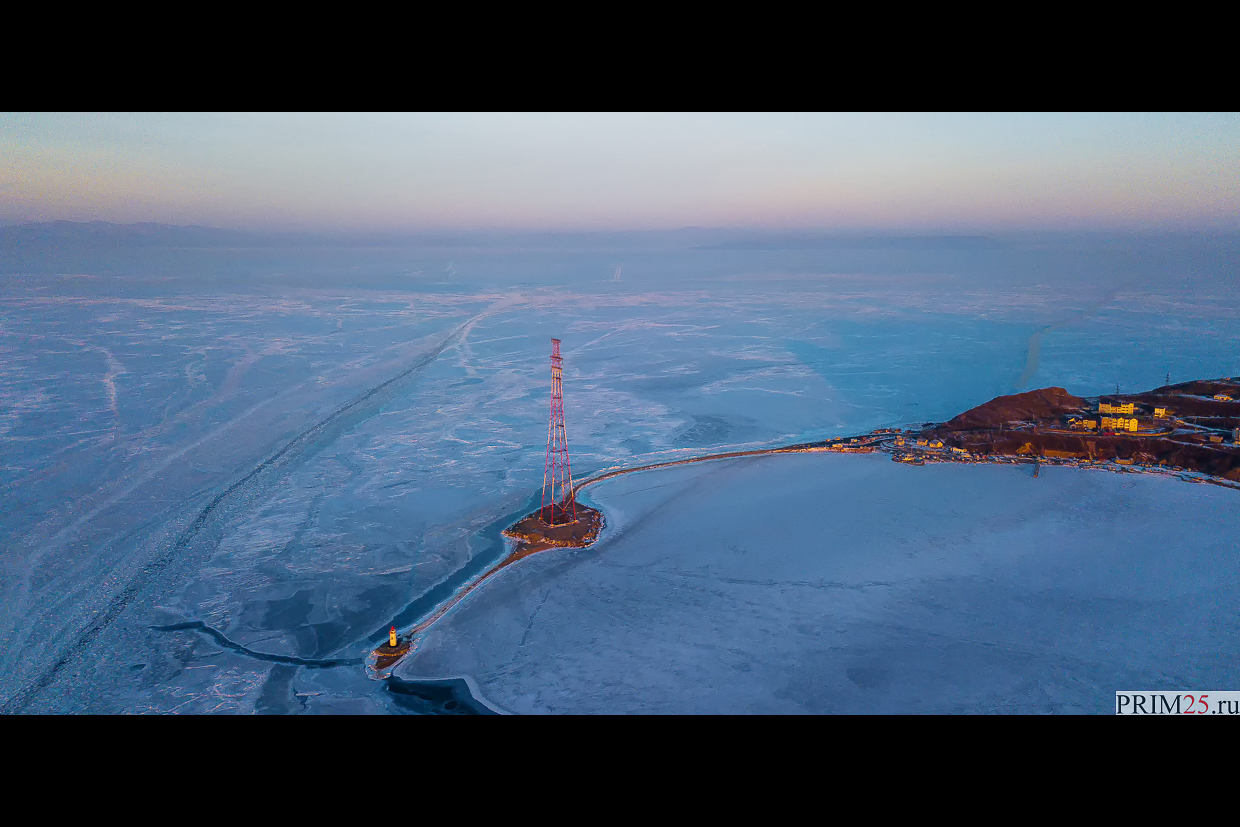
[398,454,1240,713]
[1,234,1237,713]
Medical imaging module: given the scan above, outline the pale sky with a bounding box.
[2,112,1238,233]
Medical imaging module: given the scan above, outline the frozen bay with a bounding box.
[1,234,1237,713]
[397,453,1240,714]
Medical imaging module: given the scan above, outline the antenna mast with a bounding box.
[541,338,576,525]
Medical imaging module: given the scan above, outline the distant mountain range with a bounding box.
[0,221,1039,253]
[0,221,323,249]
[0,221,753,250]
[696,234,1011,251]
[3,221,1234,253]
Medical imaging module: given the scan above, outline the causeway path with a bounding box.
[371,434,886,675]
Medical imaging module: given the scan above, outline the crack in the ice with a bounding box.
[1,311,498,713]
[516,588,554,652]
[151,621,360,668]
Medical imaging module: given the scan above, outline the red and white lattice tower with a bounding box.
[541,338,577,525]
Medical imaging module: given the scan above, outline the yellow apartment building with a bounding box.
[1101,416,1138,432]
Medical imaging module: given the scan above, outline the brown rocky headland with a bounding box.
[919,378,1240,481]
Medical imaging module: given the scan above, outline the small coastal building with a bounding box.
[928,439,944,448]
[1154,407,1171,418]
[1214,394,1233,401]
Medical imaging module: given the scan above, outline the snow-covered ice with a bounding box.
[397,454,1240,713]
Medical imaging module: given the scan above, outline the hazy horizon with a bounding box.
[4,113,1238,235]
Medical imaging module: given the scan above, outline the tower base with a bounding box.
[503,503,603,561]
